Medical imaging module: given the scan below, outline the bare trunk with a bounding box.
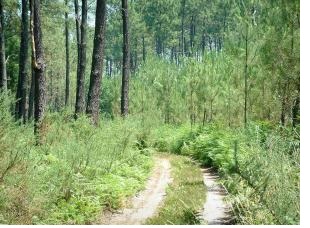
[121,0,130,116]
[75,0,87,116]
[32,0,46,141]
[244,25,248,127]
[65,0,70,106]
[180,0,186,57]
[86,0,107,125]
[16,0,29,123]
[0,1,7,91]
[142,36,146,62]
[28,67,35,120]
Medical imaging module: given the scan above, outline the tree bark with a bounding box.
[65,0,70,106]
[0,0,7,91]
[28,67,35,120]
[31,0,46,140]
[292,93,299,128]
[75,0,87,116]
[142,36,146,62]
[244,25,248,127]
[121,0,130,116]
[180,0,186,57]
[86,0,107,125]
[16,0,29,123]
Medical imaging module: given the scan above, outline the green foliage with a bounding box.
[153,122,299,224]
[0,96,153,224]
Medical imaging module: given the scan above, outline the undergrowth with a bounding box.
[0,94,152,224]
[151,122,300,225]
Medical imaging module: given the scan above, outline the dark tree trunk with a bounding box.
[142,36,146,62]
[74,0,80,66]
[121,0,130,116]
[0,1,7,91]
[16,0,29,123]
[202,34,206,56]
[65,0,70,106]
[109,58,112,76]
[189,15,195,56]
[31,0,46,140]
[292,94,300,128]
[244,25,248,127]
[28,68,35,120]
[280,96,285,126]
[180,0,186,57]
[86,0,107,125]
[75,0,87,116]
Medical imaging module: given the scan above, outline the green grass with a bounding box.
[146,154,206,225]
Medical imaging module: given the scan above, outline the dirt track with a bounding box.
[100,157,172,225]
[201,168,231,225]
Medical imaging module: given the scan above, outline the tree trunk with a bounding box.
[74,0,80,67]
[28,67,35,120]
[189,15,195,56]
[86,0,107,125]
[180,0,186,57]
[142,36,146,62]
[121,0,130,116]
[31,0,46,140]
[244,25,248,127]
[16,0,29,123]
[65,0,70,106]
[75,0,87,116]
[292,93,299,128]
[0,1,7,91]
[109,58,112,76]
[280,96,285,126]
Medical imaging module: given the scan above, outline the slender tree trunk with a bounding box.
[28,67,35,120]
[280,95,285,126]
[31,0,46,140]
[74,0,80,65]
[189,15,195,56]
[292,92,299,128]
[16,0,29,123]
[75,0,87,116]
[109,58,112,76]
[244,25,248,127]
[65,0,70,106]
[86,0,107,125]
[121,0,130,116]
[0,1,7,91]
[202,108,207,126]
[180,0,186,57]
[142,36,146,62]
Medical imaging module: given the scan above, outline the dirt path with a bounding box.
[201,168,231,225]
[100,157,172,225]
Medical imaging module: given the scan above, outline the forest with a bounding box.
[0,0,300,225]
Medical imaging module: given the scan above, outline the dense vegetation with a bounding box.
[0,0,299,225]
[150,122,299,224]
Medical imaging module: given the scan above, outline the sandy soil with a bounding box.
[201,168,231,225]
[100,157,172,225]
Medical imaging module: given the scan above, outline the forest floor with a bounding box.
[99,156,172,225]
